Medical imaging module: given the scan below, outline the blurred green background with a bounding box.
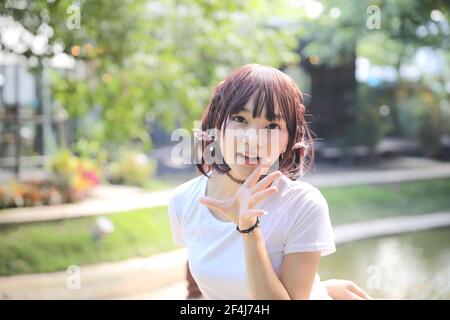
[0,0,449,300]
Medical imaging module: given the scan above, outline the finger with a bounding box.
[199,196,225,212]
[243,165,263,189]
[251,170,282,193]
[347,283,372,300]
[243,209,269,218]
[250,186,278,207]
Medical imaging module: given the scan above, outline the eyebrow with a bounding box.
[241,107,283,121]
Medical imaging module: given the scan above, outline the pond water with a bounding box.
[318,227,450,299]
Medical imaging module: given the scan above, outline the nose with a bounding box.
[246,129,258,143]
[243,128,260,152]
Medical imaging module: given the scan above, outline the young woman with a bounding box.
[168,64,370,300]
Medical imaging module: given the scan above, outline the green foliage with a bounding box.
[107,147,157,187]
[72,137,108,166]
[416,111,448,157]
[3,0,449,153]
[1,0,303,148]
[307,0,450,67]
[343,84,392,147]
[346,106,390,148]
[1,0,145,65]
[309,0,450,151]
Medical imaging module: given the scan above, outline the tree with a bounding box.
[1,0,303,155]
[298,0,450,153]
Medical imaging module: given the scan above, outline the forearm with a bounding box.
[241,227,291,300]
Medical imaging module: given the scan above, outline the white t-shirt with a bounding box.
[168,171,336,300]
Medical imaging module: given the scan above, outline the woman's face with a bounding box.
[219,96,289,178]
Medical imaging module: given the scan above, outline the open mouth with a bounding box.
[236,153,261,165]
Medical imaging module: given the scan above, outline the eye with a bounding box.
[267,123,281,130]
[231,115,247,124]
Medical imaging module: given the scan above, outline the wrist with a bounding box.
[236,217,259,233]
[238,217,257,229]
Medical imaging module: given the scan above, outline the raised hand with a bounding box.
[322,279,372,300]
[199,164,282,230]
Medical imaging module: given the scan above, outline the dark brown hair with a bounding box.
[195,63,315,180]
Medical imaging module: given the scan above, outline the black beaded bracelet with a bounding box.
[236,217,260,233]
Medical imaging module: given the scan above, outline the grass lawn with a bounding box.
[0,178,449,276]
[0,206,178,276]
[142,179,177,192]
[321,178,450,225]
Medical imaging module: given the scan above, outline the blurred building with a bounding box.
[0,53,73,181]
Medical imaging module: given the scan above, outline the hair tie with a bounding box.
[293,141,307,158]
[193,128,215,142]
[194,129,308,157]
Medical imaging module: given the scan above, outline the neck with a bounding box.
[207,168,274,200]
[207,169,242,201]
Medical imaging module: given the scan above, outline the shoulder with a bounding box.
[274,177,330,225]
[276,176,328,209]
[168,174,207,222]
[280,178,335,256]
[169,174,206,205]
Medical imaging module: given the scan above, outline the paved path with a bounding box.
[333,212,450,244]
[2,161,450,226]
[0,248,187,300]
[1,212,449,300]
[0,186,173,225]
